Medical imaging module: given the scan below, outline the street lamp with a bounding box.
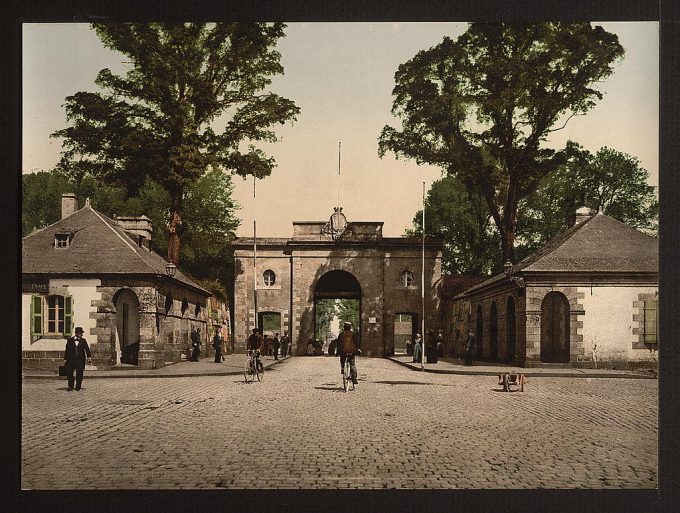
[165,262,177,278]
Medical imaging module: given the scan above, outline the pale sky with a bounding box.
[23,22,659,237]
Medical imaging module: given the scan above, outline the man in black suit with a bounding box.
[64,326,92,391]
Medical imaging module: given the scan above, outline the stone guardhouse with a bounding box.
[449,207,659,368]
[22,194,211,370]
[232,208,443,356]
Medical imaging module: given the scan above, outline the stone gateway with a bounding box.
[233,211,443,356]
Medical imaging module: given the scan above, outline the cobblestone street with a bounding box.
[21,357,657,489]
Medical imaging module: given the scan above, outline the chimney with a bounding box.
[115,215,153,248]
[574,206,595,225]
[61,193,78,219]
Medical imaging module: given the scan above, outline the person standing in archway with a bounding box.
[212,329,223,363]
[465,329,476,366]
[412,334,422,363]
[281,333,289,357]
[190,327,202,362]
[273,333,281,360]
[338,321,361,385]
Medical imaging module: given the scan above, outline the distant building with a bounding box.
[22,194,210,370]
[232,208,443,356]
[449,208,659,368]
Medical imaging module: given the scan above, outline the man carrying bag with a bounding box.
[64,326,92,391]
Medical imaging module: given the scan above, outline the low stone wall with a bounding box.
[22,350,65,371]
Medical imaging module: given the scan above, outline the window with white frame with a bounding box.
[263,269,276,287]
[30,294,73,337]
[54,233,70,248]
[400,270,414,287]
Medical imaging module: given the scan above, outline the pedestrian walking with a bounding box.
[412,334,422,363]
[465,329,476,366]
[212,330,223,363]
[264,335,272,356]
[273,333,281,360]
[190,327,202,362]
[281,334,289,357]
[64,327,92,391]
[405,338,412,356]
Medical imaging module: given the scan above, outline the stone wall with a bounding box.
[468,285,525,364]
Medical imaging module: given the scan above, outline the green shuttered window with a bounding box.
[643,299,658,344]
[31,295,73,337]
[30,295,43,335]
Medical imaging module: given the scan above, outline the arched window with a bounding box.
[263,269,276,287]
[164,293,173,314]
[181,298,189,316]
[400,270,414,287]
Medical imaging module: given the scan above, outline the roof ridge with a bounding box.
[595,212,658,240]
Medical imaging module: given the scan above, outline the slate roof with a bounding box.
[22,204,210,295]
[462,212,658,296]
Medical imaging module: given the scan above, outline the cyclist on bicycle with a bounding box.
[338,321,360,385]
[247,328,264,372]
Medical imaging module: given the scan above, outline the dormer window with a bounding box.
[55,233,70,248]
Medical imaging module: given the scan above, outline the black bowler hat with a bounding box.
[75,327,84,334]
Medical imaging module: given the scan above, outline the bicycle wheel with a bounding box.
[256,361,264,382]
[342,362,350,392]
[244,359,255,382]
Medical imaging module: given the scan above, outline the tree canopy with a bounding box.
[52,23,299,264]
[517,146,658,253]
[379,22,624,263]
[409,146,658,275]
[407,176,500,275]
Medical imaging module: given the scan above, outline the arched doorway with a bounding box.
[114,289,140,365]
[313,270,361,356]
[506,296,516,362]
[475,304,483,359]
[490,301,498,360]
[541,292,570,363]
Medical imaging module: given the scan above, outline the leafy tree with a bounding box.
[315,299,337,341]
[407,176,500,275]
[180,169,241,300]
[336,299,359,334]
[379,22,624,263]
[52,23,300,264]
[518,146,658,253]
[22,171,73,236]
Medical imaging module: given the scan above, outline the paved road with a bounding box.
[21,357,657,489]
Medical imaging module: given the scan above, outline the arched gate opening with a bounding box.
[313,270,361,355]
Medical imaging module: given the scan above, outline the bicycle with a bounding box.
[341,356,355,392]
[244,349,264,382]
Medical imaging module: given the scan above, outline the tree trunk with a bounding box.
[167,187,183,265]
[502,190,518,265]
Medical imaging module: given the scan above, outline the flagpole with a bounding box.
[421,181,425,371]
[253,175,258,341]
[338,141,341,210]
